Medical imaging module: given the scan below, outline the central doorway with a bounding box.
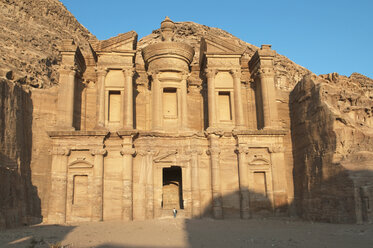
[162,166,183,209]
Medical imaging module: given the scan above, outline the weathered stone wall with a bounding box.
[290,75,373,223]
[0,79,41,229]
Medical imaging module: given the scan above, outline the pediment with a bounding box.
[91,31,138,52]
[154,150,178,163]
[201,34,245,54]
[249,158,270,165]
[69,159,93,169]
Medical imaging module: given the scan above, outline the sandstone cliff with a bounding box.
[290,73,373,223]
[0,79,40,229]
[0,0,95,88]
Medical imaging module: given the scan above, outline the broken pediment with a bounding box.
[200,34,245,54]
[91,31,138,52]
[154,150,178,163]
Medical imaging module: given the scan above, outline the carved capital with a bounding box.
[59,65,78,76]
[267,145,284,153]
[147,70,160,80]
[257,68,275,78]
[185,149,203,156]
[122,67,135,78]
[120,147,136,156]
[96,67,108,77]
[230,69,241,79]
[181,71,191,81]
[52,147,71,156]
[91,149,107,156]
[205,127,224,137]
[235,146,249,154]
[205,68,217,79]
[206,147,220,156]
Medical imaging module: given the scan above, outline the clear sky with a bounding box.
[60,0,372,79]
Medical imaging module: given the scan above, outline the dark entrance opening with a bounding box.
[162,166,183,209]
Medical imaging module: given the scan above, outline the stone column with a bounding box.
[150,72,162,131]
[57,67,76,130]
[96,68,108,128]
[259,68,279,129]
[91,148,107,221]
[48,147,70,224]
[181,72,189,130]
[231,69,245,128]
[205,69,217,128]
[120,147,136,221]
[122,68,134,129]
[186,149,202,218]
[235,145,250,219]
[145,150,158,219]
[207,134,223,219]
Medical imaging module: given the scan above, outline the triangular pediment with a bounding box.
[201,34,245,54]
[91,31,137,52]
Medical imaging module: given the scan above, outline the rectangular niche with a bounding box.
[108,90,121,122]
[218,91,232,121]
[253,172,267,198]
[73,175,88,205]
[163,88,178,118]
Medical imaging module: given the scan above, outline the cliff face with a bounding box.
[0,0,95,88]
[0,79,40,229]
[290,74,373,223]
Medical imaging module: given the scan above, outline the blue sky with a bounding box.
[60,0,372,78]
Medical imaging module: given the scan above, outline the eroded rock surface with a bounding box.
[0,0,95,88]
[290,74,373,223]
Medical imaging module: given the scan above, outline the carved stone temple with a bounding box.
[47,17,290,223]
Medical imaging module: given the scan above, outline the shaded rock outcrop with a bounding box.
[290,74,373,223]
[0,79,40,229]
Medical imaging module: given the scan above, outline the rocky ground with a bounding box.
[0,217,372,248]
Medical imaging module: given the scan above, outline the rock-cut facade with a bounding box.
[45,17,317,223]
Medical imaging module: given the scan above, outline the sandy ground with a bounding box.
[0,217,372,248]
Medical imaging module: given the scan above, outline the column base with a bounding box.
[240,210,251,219]
[212,206,223,219]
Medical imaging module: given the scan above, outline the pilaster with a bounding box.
[57,67,77,130]
[205,69,218,128]
[48,147,70,224]
[230,69,245,129]
[186,148,203,218]
[235,145,250,219]
[268,145,288,210]
[149,71,162,131]
[181,72,190,130]
[249,45,279,130]
[91,148,107,221]
[122,68,135,129]
[96,67,108,128]
[120,147,136,221]
[206,132,223,219]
